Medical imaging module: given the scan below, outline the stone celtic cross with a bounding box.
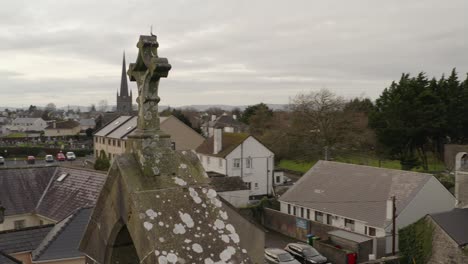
[127,35,172,176]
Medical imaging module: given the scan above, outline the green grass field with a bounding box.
[278,154,446,173]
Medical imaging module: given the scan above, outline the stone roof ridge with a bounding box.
[32,206,89,261]
[34,166,59,212]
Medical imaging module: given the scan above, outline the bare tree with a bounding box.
[98,100,108,112]
[290,89,348,151]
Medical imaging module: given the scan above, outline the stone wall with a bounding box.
[428,217,468,264]
[313,240,348,264]
[263,208,337,242]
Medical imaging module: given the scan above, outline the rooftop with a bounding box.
[0,224,54,254]
[45,120,80,130]
[196,132,250,158]
[32,207,92,262]
[280,161,433,228]
[430,208,468,246]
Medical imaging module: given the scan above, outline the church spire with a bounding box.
[120,52,129,97]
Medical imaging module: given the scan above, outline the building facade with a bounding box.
[93,115,204,161]
[196,130,276,199]
[279,161,455,255]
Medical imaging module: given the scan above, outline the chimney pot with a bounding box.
[213,128,223,154]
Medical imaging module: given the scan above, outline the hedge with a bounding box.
[0,146,93,158]
[399,217,434,264]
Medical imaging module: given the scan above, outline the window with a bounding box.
[254,182,259,189]
[246,182,252,189]
[315,211,323,222]
[276,176,281,183]
[327,214,332,225]
[118,140,121,147]
[300,207,304,218]
[95,137,98,143]
[207,157,211,165]
[233,159,240,168]
[288,204,291,214]
[218,158,223,168]
[113,139,116,146]
[368,227,376,236]
[307,209,310,219]
[246,157,252,168]
[293,206,296,216]
[171,142,176,150]
[14,220,25,229]
[345,219,355,231]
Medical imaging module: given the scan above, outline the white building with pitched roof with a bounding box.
[279,161,455,254]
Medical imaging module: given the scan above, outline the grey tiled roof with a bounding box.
[0,166,106,223]
[35,167,106,221]
[32,207,92,262]
[210,176,249,192]
[0,252,21,264]
[95,115,169,139]
[280,161,431,228]
[430,208,468,246]
[0,225,54,254]
[0,167,56,216]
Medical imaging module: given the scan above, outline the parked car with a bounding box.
[45,155,54,163]
[66,152,76,161]
[284,243,329,264]
[27,156,36,164]
[56,152,66,161]
[265,248,301,264]
[0,156,4,165]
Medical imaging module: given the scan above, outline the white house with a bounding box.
[201,114,248,137]
[279,161,455,255]
[8,118,47,132]
[196,129,277,200]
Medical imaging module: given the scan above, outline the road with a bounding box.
[0,157,87,168]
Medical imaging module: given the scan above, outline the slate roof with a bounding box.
[0,252,21,264]
[35,167,106,221]
[12,118,43,124]
[45,120,80,130]
[210,176,249,192]
[78,119,95,127]
[94,115,169,139]
[430,208,468,246]
[205,115,247,129]
[0,166,106,222]
[0,167,56,216]
[32,207,92,262]
[0,225,54,254]
[280,161,432,228]
[196,132,250,158]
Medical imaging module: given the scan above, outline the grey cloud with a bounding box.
[1,0,468,107]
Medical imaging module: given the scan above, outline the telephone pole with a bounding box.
[392,195,396,256]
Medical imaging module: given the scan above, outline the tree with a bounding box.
[344,97,374,113]
[85,128,94,137]
[98,100,108,112]
[369,72,446,170]
[248,106,274,136]
[45,103,56,112]
[89,104,96,112]
[94,150,110,171]
[240,103,272,124]
[28,105,37,113]
[290,89,348,154]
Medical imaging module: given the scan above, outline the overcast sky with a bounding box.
[1,0,468,108]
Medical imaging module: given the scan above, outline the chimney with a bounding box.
[213,128,223,154]
[386,198,394,221]
[211,115,216,122]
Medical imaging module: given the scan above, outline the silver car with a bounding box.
[0,156,4,165]
[265,248,301,264]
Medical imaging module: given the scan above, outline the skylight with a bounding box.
[57,173,69,182]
